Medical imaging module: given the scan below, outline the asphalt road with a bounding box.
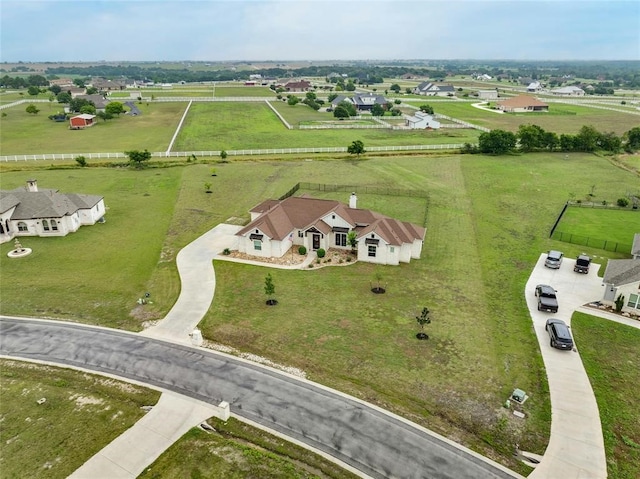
[0,316,522,479]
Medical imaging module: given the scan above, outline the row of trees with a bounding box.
[468,125,640,155]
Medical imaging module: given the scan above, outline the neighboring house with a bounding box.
[550,86,585,96]
[67,87,88,98]
[49,78,74,88]
[475,74,492,81]
[284,80,311,92]
[477,90,499,100]
[331,93,387,111]
[236,194,425,266]
[69,114,96,129]
[405,111,440,129]
[497,95,549,113]
[601,258,640,315]
[413,82,455,96]
[75,94,109,110]
[0,180,105,244]
[527,81,542,92]
[90,78,126,91]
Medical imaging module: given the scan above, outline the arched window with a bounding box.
[51,219,58,231]
[43,220,50,231]
[17,222,28,232]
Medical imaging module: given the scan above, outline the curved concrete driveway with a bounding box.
[141,223,241,342]
[0,316,522,479]
[525,254,607,479]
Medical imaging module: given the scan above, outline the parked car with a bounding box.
[545,250,564,269]
[535,284,559,313]
[545,318,574,350]
[574,254,591,274]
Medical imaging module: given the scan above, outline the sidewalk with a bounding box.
[69,393,224,479]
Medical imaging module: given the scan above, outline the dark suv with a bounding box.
[535,284,559,313]
[546,319,574,350]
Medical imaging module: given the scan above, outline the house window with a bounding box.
[43,220,50,231]
[298,231,303,238]
[628,294,640,310]
[253,240,262,251]
[18,222,28,232]
[390,246,394,253]
[368,245,377,257]
[335,233,346,247]
[51,219,58,231]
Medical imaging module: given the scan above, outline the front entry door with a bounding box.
[312,234,320,250]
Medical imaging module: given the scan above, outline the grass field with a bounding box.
[0,359,160,479]
[0,102,186,155]
[139,418,359,479]
[1,152,638,473]
[173,102,479,151]
[571,313,640,479]
[552,207,640,254]
[431,101,640,135]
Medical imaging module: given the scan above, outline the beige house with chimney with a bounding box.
[0,180,105,244]
[236,194,425,266]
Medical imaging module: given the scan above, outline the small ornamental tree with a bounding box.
[347,231,358,253]
[416,307,431,340]
[347,140,365,157]
[264,273,277,306]
[419,104,434,114]
[614,294,625,313]
[220,149,228,160]
[75,156,87,167]
[25,104,40,115]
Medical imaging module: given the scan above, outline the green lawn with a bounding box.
[1,152,638,473]
[571,313,640,479]
[0,168,182,329]
[173,102,479,151]
[552,207,639,254]
[140,418,359,479]
[0,102,186,155]
[431,101,640,135]
[0,359,160,479]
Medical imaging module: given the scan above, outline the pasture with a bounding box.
[0,102,186,155]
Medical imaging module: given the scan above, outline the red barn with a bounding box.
[69,114,96,129]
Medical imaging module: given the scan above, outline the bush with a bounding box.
[222,248,231,255]
[617,198,629,207]
[298,245,307,255]
[75,156,87,167]
[317,248,326,258]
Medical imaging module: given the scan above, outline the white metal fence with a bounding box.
[0,143,470,162]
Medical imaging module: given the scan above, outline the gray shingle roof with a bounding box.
[603,259,640,286]
[0,187,103,220]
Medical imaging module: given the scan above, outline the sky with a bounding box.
[1,0,639,62]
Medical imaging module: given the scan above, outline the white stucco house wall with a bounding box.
[601,235,640,315]
[236,194,425,266]
[0,179,105,244]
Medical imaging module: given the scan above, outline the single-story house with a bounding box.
[90,78,127,91]
[49,78,74,88]
[527,81,542,92]
[413,82,455,96]
[75,94,109,110]
[69,114,96,129]
[284,80,311,92]
[601,258,640,315]
[475,74,492,81]
[236,194,425,266]
[497,95,549,113]
[0,179,105,244]
[405,111,440,129]
[68,87,88,98]
[331,93,387,111]
[550,86,585,96]
[477,90,499,100]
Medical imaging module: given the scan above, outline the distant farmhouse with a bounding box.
[89,78,127,91]
[236,194,425,266]
[284,80,311,92]
[550,86,585,96]
[413,82,455,97]
[0,180,105,244]
[331,93,387,112]
[497,95,549,113]
[405,111,440,129]
[527,81,543,92]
